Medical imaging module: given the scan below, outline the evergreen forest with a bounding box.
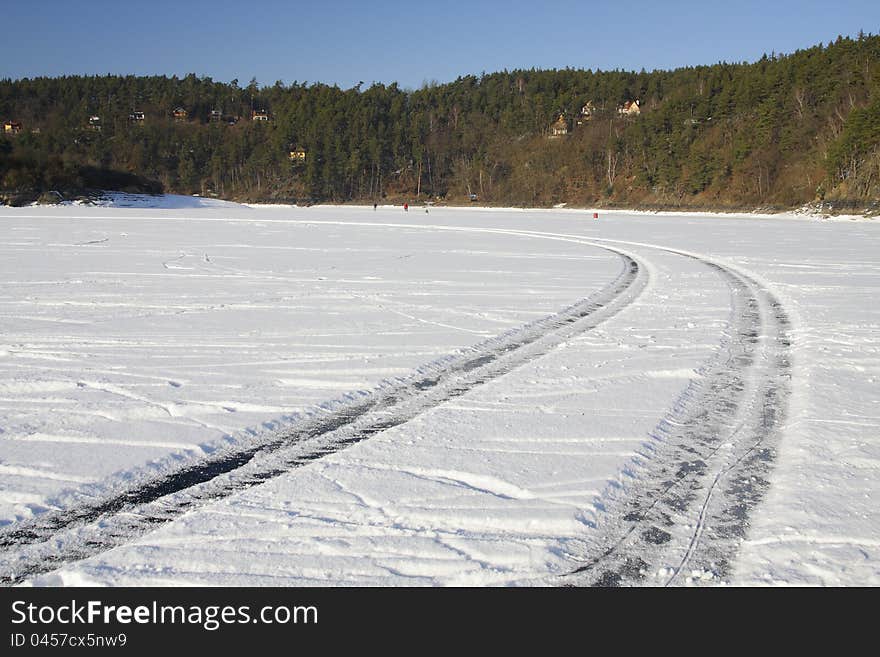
[2,34,879,210]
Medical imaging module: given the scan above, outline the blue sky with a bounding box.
[2,1,878,89]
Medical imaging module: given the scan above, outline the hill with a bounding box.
[1,34,879,211]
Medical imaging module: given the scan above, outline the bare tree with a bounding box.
[606,147,619,189]
[793,87,809,119]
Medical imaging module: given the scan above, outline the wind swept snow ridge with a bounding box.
[0,248,646,585]
[565,246,791,587]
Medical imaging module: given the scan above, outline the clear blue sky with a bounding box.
[2,0,878,89]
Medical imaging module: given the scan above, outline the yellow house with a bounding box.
[252,109,269,122]
[173,107,188,121]
[289,147,307,162]
[549,113,568,138]
[617,100,641,116]
[3,120,22,134]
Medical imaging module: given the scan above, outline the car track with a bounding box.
[0,221,794,587]
[563,241,792,586]
[0,240,647,585]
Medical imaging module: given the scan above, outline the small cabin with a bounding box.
[576,101,596,126]
[288,147,307,162]
[88,116,102,131]
[252,109,269,122]
[209,109,222,123]
[3,120,22,134]
[129,111,145,123]
[549,113,568,138]
[173,107,188,121]
[617,100,641,117]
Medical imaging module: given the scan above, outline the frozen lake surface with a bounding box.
[0,198,877,585]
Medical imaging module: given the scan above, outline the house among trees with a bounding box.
[288,147,307,162]
[549,113,569,138]
[617,100,641,116]
[1,34,877,208]
[210,109,222,123]
[173,107,188,122]
[88,116,102,131]
[576,101,596,126]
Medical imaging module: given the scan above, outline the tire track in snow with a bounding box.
[563,242,792,587]
[0,243,646,585]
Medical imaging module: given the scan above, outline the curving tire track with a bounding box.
[0,244,646,586]
[564,243,791,587]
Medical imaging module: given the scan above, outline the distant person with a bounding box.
[373,202,377,211]
[404,202,408,212]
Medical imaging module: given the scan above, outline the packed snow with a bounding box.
[0,198,876,586]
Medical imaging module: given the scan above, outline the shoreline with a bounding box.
[2,190,876,222]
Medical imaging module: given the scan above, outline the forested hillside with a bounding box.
[2,34,879,209]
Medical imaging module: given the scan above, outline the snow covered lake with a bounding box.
[0,198,877,586]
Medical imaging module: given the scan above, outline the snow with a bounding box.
[86,192,242,209]
[0,196,877,586]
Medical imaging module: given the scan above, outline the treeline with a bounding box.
[1,33,879,209]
